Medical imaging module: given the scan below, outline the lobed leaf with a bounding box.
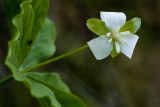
[5,1,35,71]
[25,72,70,93]
[4,1,60,106]
[25,72,86,107]
[4,0,86,107]
[20,18,56,70]
[3,0,28,36]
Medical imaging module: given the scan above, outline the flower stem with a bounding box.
[0,44,88,87]
[22,44,88,73]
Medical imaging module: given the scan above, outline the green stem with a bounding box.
[22,44,88,73]
[0,44,88,87]
[0,75,13,87]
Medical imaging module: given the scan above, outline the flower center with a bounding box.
[106,26,121,42]
[106,26,130,43]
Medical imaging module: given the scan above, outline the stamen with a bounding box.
[115,26,121,33]
[106,32,111,37]
[120,31,130,36]
[115,34,120,39]
[108,38,112,43]
[119,38,127,43]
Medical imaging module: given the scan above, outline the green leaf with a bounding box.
[25,77,61,107]
[3,0,49,39]
[38,98,53,107]
[111,42,121,58]
[5,1,55,71]
[25,72,70,93]
[120,18,141,33]
[4,1,60,107]
[87,18,109,36]
[25,72,86,107]
[3,0,27,36]
[43,82,86,107]
[4,0,51,71]
[4,1,86,107]
[5,1,35,70]
[30,0,49,40]
[20,18,56,70]
[4,70,61,106]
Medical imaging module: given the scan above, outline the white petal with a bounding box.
[115,41,120,53]
[120,34,139,58]
[87,35,113,60]
[100,12,126,32]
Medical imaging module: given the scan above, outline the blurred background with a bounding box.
[0,0,160,107]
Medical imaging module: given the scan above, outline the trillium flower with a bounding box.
[87,12,141,60]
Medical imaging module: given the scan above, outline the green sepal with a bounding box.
[111,42,121,58]
[87,18,109,36]
[120,18,141,33]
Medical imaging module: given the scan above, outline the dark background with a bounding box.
[0,0,160,107]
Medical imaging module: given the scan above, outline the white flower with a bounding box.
[87,12,140,60]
